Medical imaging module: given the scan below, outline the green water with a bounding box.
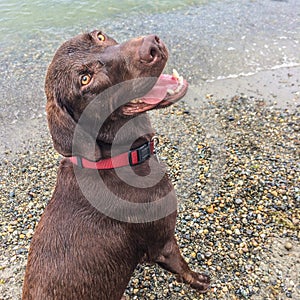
[0,0,204,43]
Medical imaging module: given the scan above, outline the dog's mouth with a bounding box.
[122,69,188,115]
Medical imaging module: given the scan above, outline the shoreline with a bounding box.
[186,66,300,112]
[1,65,299,158]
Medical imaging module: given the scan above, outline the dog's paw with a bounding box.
[190,272,210,293]
[177,271,210,293]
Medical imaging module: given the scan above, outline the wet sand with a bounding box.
[187,66,300,111]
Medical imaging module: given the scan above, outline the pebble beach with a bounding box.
[1,95,299,299]
[1,0,300,299]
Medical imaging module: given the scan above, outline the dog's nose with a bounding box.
[139,35,164,64]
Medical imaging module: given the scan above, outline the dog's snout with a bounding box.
[140,35,165,64]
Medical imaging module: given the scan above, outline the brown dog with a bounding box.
[22,30,210,299]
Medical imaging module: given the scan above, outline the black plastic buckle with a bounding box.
[128,142,151,166]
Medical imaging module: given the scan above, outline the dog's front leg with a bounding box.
[155,237,210,293]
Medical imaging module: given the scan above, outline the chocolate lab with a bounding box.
[22,30,210,299]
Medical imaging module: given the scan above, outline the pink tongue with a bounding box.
[141,74,178,105]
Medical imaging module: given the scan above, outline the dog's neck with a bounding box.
[96,113,154,159]
[97,136,153,160]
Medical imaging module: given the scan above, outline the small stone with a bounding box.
[284,242,293,251]
[235,198,243,205]
[262,276,269,283]
[203,229,209,235]
[193,212,200,218]
[240,287,249,298]
[173,286,181,292]
[206,259,212,266]
[257,205,264,211]
[16,248,27,255]
[286,292,293,298]
[206,206,214,214]
[7,226,14,233]
[242,247,249,253]
[234,228,241,235]
[270,190,278,197]
[197,252,203,261]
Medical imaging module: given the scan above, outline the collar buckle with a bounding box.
[128,142,151,166]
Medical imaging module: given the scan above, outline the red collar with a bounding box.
[69,140,156,170]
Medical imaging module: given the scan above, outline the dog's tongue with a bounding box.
[141,74,178,105]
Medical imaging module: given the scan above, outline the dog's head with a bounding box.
[45,30,188,160]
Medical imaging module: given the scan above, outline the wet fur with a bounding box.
[22,31,210,299]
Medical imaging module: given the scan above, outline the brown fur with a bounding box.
[22,31,210,299]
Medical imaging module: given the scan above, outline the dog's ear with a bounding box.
[46,100,102,161]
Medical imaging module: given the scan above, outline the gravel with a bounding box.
[0,94,299,299]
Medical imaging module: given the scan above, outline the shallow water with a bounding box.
[0,0,299,152]
[0,0,206,43]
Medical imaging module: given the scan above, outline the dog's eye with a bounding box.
[97,33,105,42]
[81,74,91,86]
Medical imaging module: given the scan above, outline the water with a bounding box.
[0,0,299,152]
[0,0,206,44]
